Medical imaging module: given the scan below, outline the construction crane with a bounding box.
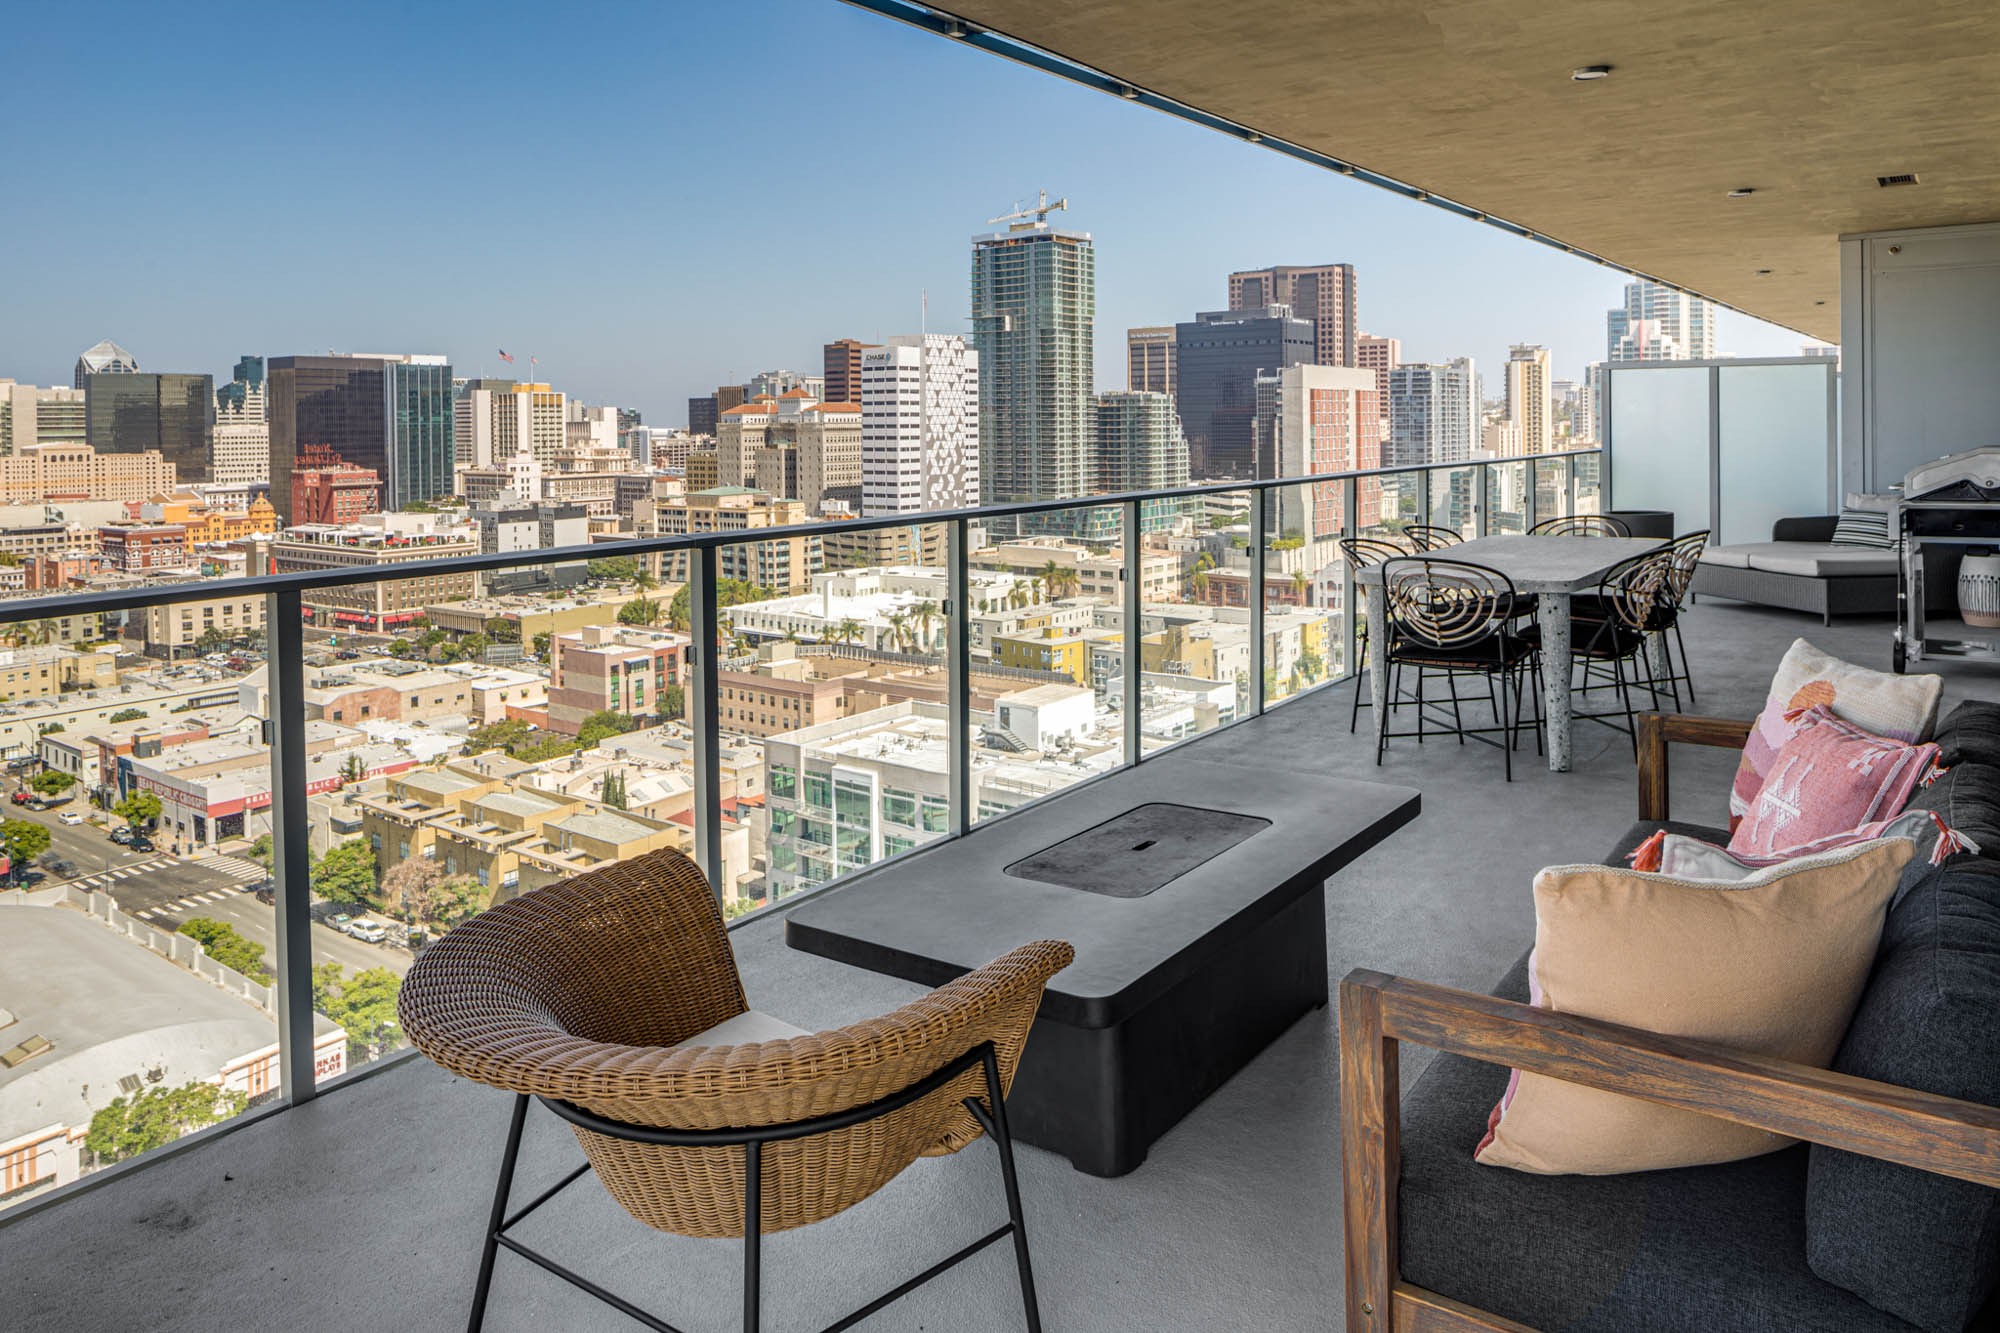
[988,189,1068,227]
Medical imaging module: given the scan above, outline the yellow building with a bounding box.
[995,626,1090,686]
[132,492,280,544]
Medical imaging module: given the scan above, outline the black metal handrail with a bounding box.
[0,449,1600,624]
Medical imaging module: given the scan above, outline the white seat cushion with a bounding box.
[1746,544,1898,577]
[1700,542,1897,577]
[670,1009,808,1049]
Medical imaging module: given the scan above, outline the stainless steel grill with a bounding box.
[1895,446,2000,670]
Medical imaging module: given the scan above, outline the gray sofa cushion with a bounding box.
[1898,763,2000,888]
[1805,859,2000,1332]
[1605,818,1729,866]
[1935,701,2000,769]
[1396,953,1925,1331]
[1698,545,1756,569]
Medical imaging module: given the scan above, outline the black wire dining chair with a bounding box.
[1567,547,1678,754]
[1403,524,1465,552]
[1374,556,1543,781]
[1571,530,1709,710]
[1340,536,1410,733]
[1528,514,1632,538]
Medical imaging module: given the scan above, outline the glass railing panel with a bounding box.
[1361,470,1422,543]
[1575,451,1604,516]
[1426,465,1480,540]
[1484,460,1531,535]
[1143,487,1251,750]
[0,591,278,1197]
[1533,457,1573,527]
[1263,482,1343,706]
[731,530,948,913]
[967,503,1126,824]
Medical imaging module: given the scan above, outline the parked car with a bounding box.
[345,919,388,944]
[128,836,153,853]
[109,826,132,845]
[8,791,28,805]
[58,811,85,825]
[48,860,76,878]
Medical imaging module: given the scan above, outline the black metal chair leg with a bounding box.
[1448,668,1467,745]
[744,1142,762,1333]
[1499,666,1513,782]
[974,1048,1045,1333]
[1674,619,1696,706]
[469,1094,531,1333]
[1414,666,1426,745]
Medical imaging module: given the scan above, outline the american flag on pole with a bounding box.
[497,349,514,363]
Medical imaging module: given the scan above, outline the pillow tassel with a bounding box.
[1627,828,1667,873]
[1919,756,1949,788]
[1928,812,1980,865]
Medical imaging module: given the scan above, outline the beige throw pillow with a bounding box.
[1474,837,1913,1175]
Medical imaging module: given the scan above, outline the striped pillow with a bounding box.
[1831,507,1893,548]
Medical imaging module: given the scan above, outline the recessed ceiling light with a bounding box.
[1727,187,1756,198]
[1117,84,1139,100]
[1571,65,1613,81]
[1756,268,1773,275]
[1244,130,1263,144]
[1877,173,1920,188]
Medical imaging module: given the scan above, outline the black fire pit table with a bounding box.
[783,757,1419,1176]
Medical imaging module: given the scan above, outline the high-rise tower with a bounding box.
[860,334,979,516]
[970,193,1094,525]
[1228,264,1357,368]
[1607,279,1715,361]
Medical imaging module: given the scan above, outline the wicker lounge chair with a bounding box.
[398,847,1074,1332]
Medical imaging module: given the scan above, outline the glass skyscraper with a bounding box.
[268,354,454,521]
[970,216,1095,524]
[1174,306,1314,480]
[84,371,216,484]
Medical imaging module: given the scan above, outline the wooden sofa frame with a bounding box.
[1339,712,2000,1332]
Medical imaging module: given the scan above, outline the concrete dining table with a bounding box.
[1355,534,1667,772]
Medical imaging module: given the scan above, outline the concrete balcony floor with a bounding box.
[6,602,1986,1332]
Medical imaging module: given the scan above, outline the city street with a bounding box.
[5,801,412,977]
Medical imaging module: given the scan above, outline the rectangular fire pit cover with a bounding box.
[1003,802,1271,898]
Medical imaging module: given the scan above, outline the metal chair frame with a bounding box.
[1528,514,1632,538]
[467,1041,1041,1333]
[1402,524,1466,552]
[1567,549,1677,754]
[1340,536,1412,734]
[1373,556,1544,781]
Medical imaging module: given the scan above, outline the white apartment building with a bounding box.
[860,334,979,516]
[1386,359,1480,467]
[455,380,567,469]
[213,379,269,485]
[564,402,619,456]
[1607,278,1715,361]
[0,381,86,452]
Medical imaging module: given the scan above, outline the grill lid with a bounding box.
[1902,447,2000,502]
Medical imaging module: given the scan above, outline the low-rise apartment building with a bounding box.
[0,444,176,505]
[547,625,687,735]
[640,486,819,593]
[0,645,117,700]
[272,514,478,633]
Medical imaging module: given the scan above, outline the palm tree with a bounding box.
[1038,560,1064,604]
[911,602,940,651]
[1192,569,1211,601]
[33,619,57,647]
[1290,569,1310,604]
[833,617,862,647]
[886,610,912,653]
[1160,623,1187,670]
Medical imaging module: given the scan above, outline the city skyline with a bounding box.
[0,1,1810,431]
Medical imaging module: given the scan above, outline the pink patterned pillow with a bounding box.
[1729,706,1938,859]
[1730,639,1941,830]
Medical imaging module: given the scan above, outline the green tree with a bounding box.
[248,833,274,868]
[38,722,63,734]
[577,710,638,747]
[85,1081,249,1163]
[599,770,627,809]
[381,855,444,924]
[108,707,148,723]
[311,840,377,905]
[668,578,773,632]
[587,555,637,583]
[661,683,685,720]
[114,792,161,831]
[458,632,490,662]
[178,918,270,979]
[337,752,366,785]
[468,718,533,754]
[312,963,404,1065]
[0,819,51,879]
[192,627,230,655]
[29,770,76,796]
[531,631,552,658]
[484,617,520,643]
[387,640,416,659]
[616,598,659,627]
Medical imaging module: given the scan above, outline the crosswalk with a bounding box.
[66,852,272,922]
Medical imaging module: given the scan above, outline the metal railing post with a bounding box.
[1122,499,1143,764]
[267,588,317,1104]
[1342,476,1358,682]
[947,519,971,835]
[1249,488,1268,716]
[688,547,723,899]
[1476,463,1490,538]
[1524,457,1541,532]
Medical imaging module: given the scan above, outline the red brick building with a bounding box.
[291,444,382,525]
[97,523,190,573]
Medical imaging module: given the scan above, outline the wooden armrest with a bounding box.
[1339,968,2000,1332]
[1636,712,1755,821]
[1342,969,2000,1186]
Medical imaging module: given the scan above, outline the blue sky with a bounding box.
[2,0,1809,427]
